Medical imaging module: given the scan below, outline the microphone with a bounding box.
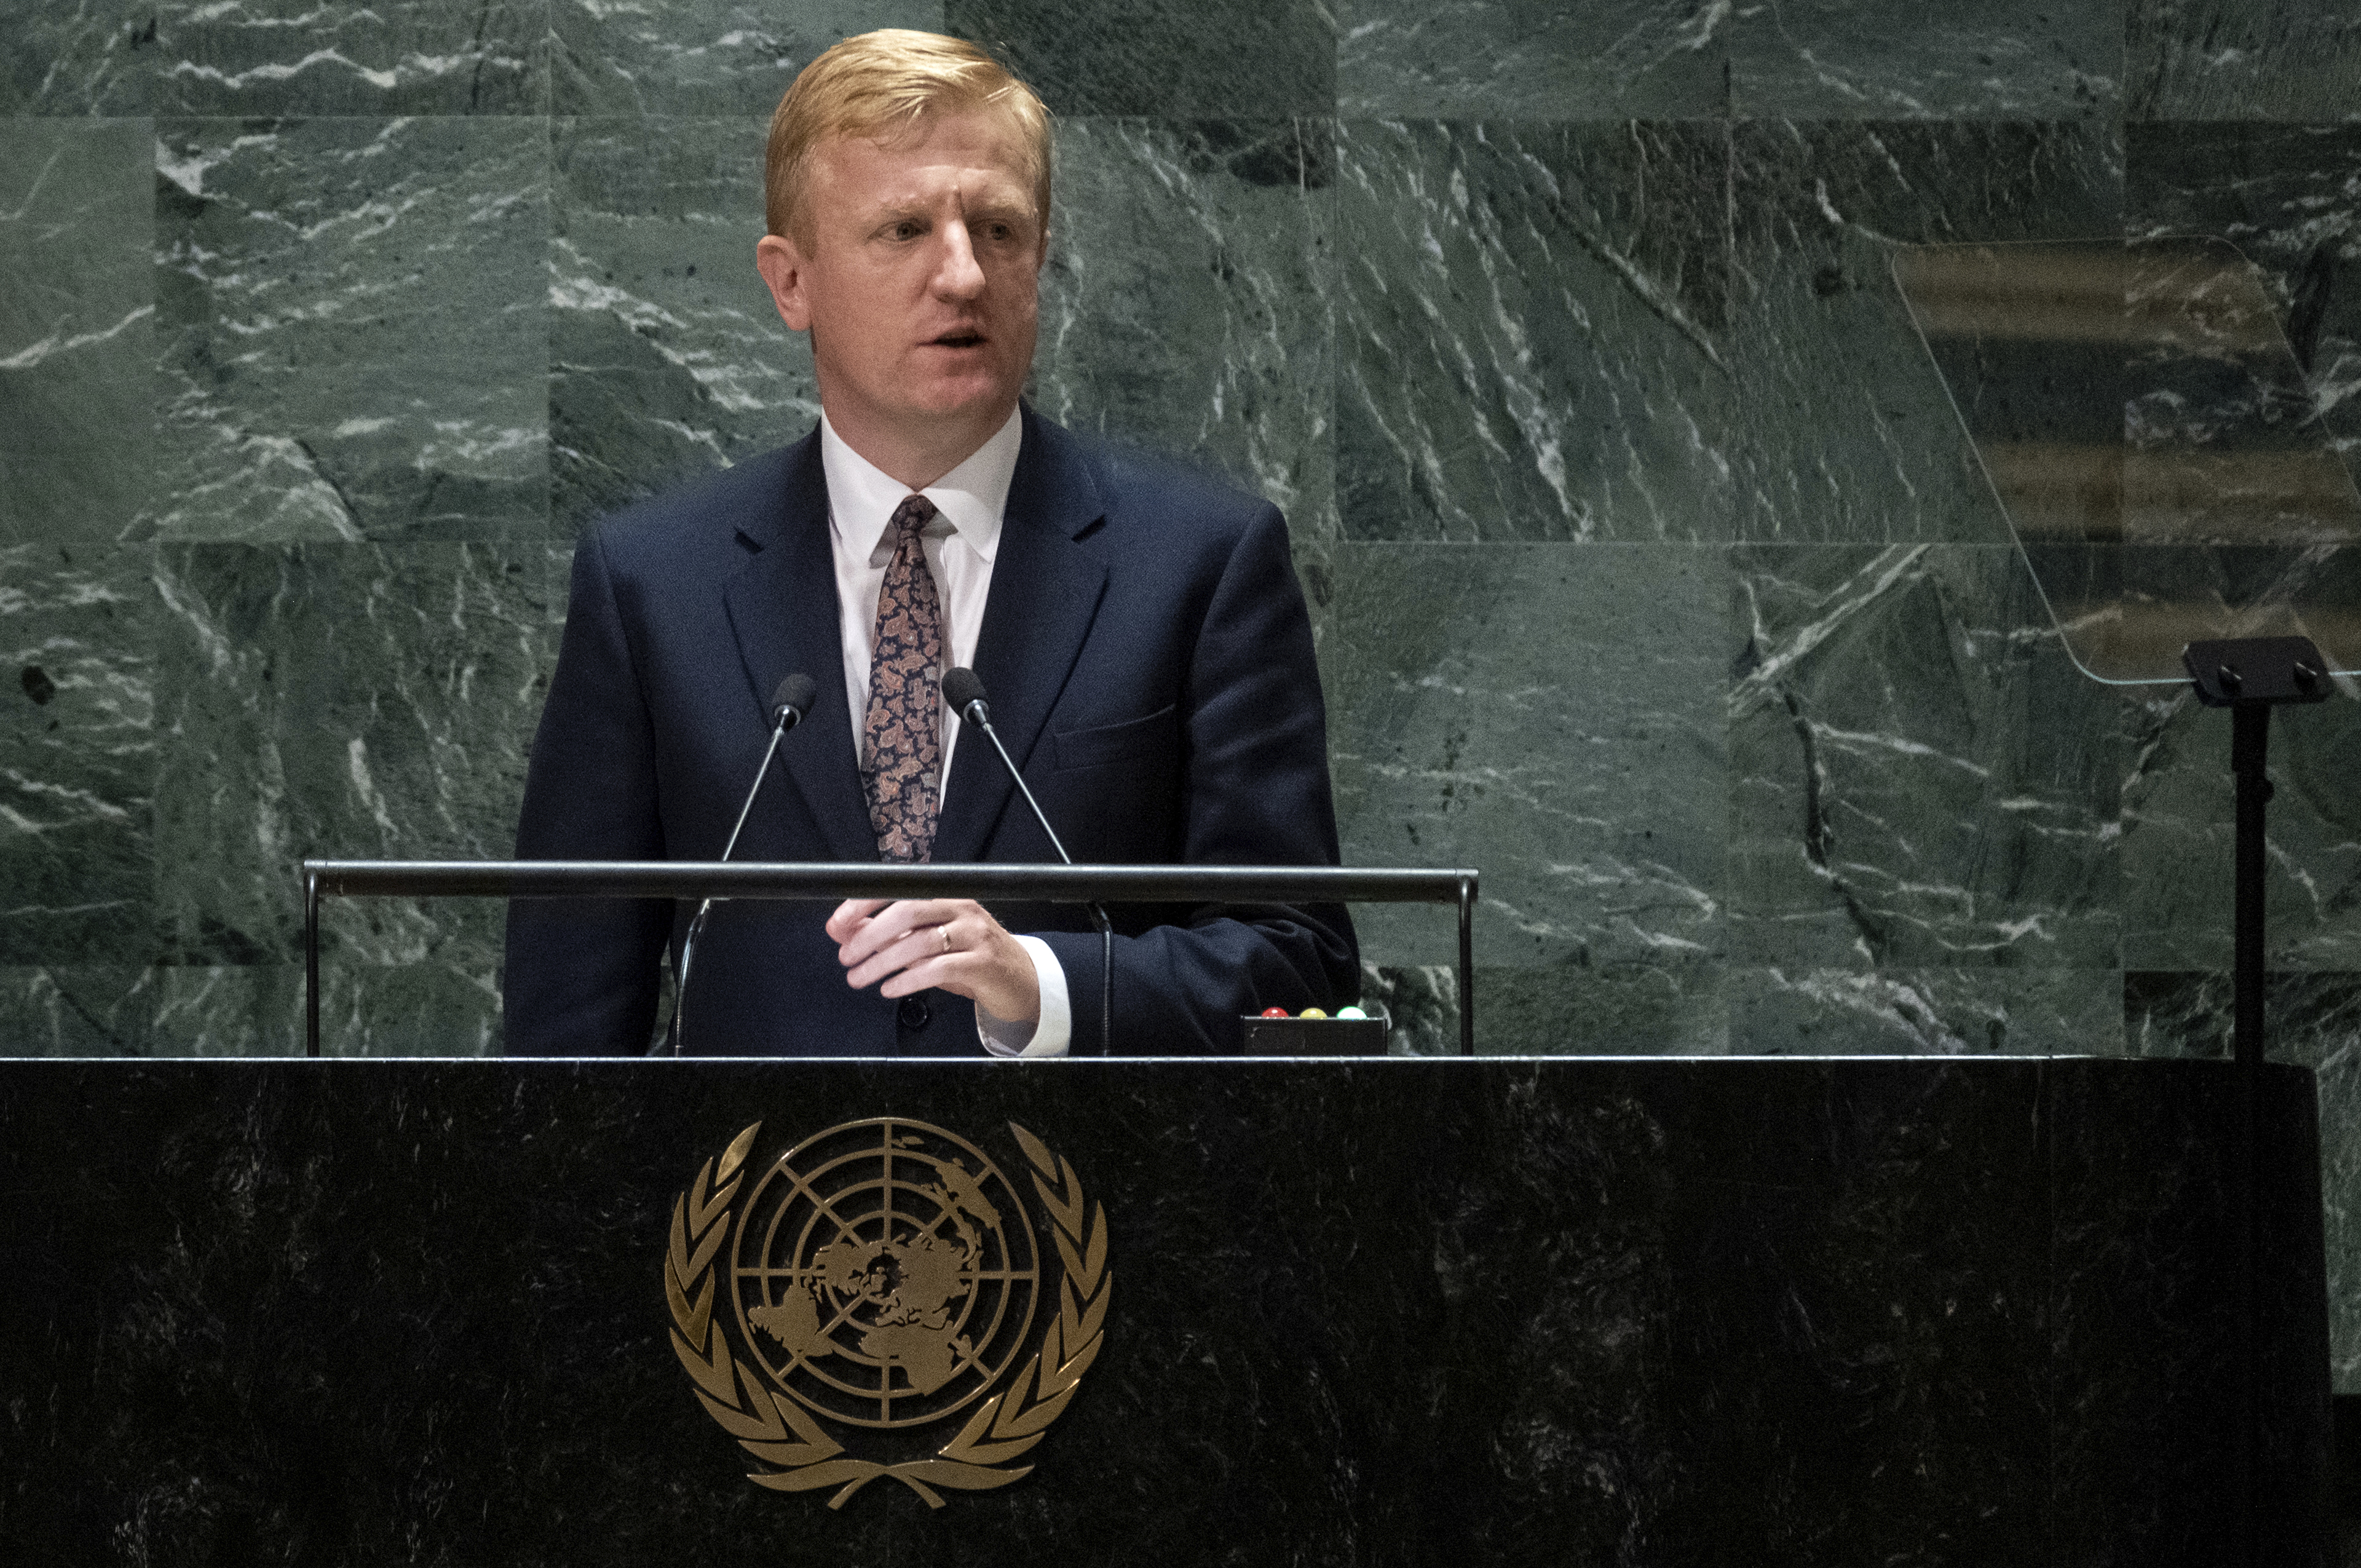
[942,667,1113,1058]
[765,673,818,735]
[669,673,817,1055]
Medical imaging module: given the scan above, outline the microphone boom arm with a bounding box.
[671,675,813,1055]
[955,687,1116,1058]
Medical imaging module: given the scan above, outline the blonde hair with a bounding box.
[765,30,1053,245]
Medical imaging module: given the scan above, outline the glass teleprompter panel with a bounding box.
[1892,237,2361,686]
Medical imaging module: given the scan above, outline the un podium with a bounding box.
[0,1055,2330,1566]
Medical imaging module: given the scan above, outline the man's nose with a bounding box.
[931,219,986,298]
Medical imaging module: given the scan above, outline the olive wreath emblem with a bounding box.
[665,1120,1112,1508]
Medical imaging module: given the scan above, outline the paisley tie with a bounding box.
[861,494,943,862]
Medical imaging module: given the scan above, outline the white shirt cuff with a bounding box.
[976,935,1071,1058]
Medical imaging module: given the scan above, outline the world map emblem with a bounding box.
[664,1118,1111,1507]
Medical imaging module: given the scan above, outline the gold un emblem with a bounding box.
[665,1118,1112,1508]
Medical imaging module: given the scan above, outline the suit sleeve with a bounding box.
[1034,501,1357,1053]
[501,524,671,1055]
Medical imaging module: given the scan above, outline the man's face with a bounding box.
[756,109,1045,475]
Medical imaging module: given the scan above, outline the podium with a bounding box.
[0,1055,2330,1566]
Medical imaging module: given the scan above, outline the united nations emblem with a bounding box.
[664,1118,1111,1508]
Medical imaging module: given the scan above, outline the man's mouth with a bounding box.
[929,331,985,349]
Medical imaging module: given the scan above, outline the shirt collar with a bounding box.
[820,406,1024,567]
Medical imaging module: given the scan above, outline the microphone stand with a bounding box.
[955,698,1114,1058]
[668,691,804,1055]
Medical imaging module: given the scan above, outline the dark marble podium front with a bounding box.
[0,1058,2331,1567]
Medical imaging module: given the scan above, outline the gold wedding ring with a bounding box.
[939,924,953,955]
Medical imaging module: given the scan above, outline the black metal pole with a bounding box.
[2180,640,2334,1568]
[2232,703,2271,1071]
[1458,874,1476,1058]
[304,868,321,1059]
[2230,701,2271,1568]
[306,860,1470,905]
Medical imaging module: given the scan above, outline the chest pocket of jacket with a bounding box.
[1053,704,1178,772]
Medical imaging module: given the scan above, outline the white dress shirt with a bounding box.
[820,407,1071,1058]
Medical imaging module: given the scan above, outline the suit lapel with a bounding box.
[933,409,1109,864]
[721,434,879,864]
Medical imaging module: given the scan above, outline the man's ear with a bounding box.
[755,233,813,333]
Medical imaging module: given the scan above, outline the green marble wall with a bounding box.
[2,0,2359,1379]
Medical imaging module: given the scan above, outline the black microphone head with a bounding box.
[941,667,988,724]
[769,673,818,730]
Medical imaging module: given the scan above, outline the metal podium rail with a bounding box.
[299,860,1480,1059]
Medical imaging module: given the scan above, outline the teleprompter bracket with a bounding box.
[2183,636,2336,709]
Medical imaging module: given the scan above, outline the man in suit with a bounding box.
[503,30,1355,1057]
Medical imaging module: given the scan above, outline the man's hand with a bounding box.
[826,898,1041,1025]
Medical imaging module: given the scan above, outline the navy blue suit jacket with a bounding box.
[502,405,1356,1056]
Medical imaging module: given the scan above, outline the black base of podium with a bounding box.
[0,1057,2330,1567]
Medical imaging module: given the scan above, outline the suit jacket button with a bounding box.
[897,996,931,1031]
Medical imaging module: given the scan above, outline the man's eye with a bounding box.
[889,221,922,240]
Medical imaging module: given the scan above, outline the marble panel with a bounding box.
[2124,968,2361,1062]
[28,962,466,1057]
[1325,543,1725,981]
[1338,0,1728,119]
[1361,959,1459,1052]
[2126,122,2361,475]
[1337,119,1732,543]
[2127,0,2361,122]
[1730,962,2125,1053]
[0,967,155,1055]
[1730,119,2122,544]
[551,0,942,117]
[152,0,545,116]
[150,542,562,973]
[1364,959,1731,1056]
[548,116,810,536]
[1518,959,1726,1056]
[1727,542,2126,968]
[0,964,332,1057]
[1031,119,1335,537]
[148,116,550,544]
[150,961,305,1055]
[2119,688,2361,972]
[1729,0,2121,119]
[945,0,1334,117]
[0,117,154,544]
[315,953,502,1055]
[1291,529,1341,663]
[0,0,155,114]
[1,954,515,1059]
[0,544,154,965]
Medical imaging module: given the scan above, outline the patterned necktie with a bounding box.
[861,493,943,862]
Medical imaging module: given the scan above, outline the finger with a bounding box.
[871,925,987,996]
[861,906,987,989]
[876,957,954,999]
[834,900,930,965]
[825,898,890,944]
[844,921,954,990]
[836,899,969,966]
